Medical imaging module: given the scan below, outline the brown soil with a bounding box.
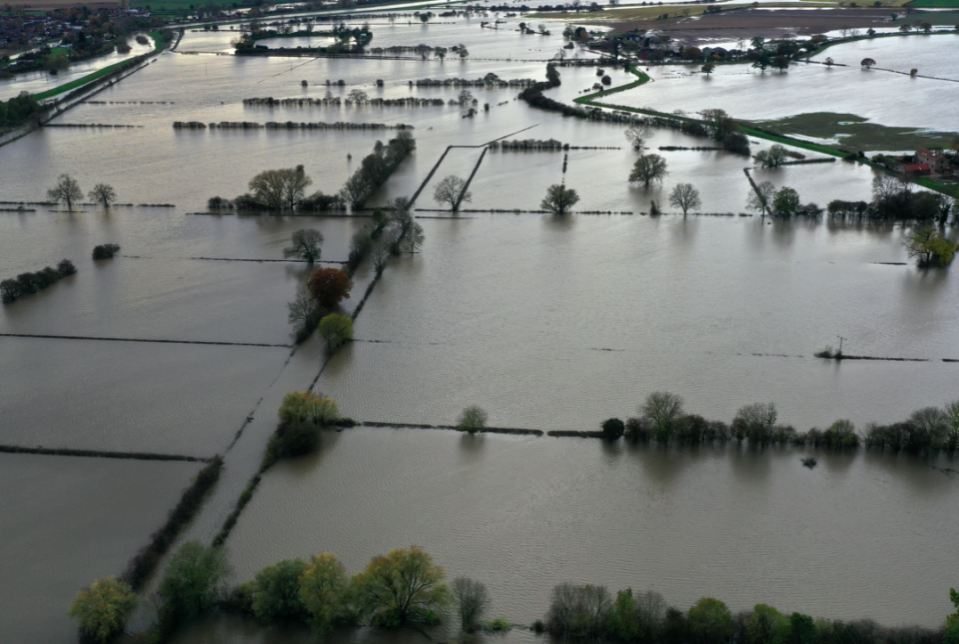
[606,7,897,42]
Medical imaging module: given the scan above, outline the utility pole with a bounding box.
[837,335,845,356]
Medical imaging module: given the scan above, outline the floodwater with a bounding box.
[0,453,204,644]
[612,35,959,132]
[1,20,958,644]
[225,428,959,628]
[315,214,958,432]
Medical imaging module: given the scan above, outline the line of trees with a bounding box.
[828,173,957,224]
[339,131,416,210]
[45,175,119,211]
[600,391,959,453]
[71,544,959,644]
[545,583,958,644]
[0,259,76,304]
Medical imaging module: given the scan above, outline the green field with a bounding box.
[907,0,959,7]
[755,112,959,153]
[34,30,170,101]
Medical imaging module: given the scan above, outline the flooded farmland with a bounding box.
[1,14,957,644]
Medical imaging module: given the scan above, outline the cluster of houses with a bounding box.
[585,29,743,62]
[892,149,957,177]
[0,8,149,55]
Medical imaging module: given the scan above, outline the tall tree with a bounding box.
[248,169,287,211]
[282,165,313,209]
[353,547,450,627]
[452,577,490,632]
[541,184,580,215]
[669,183,702,218]
[629,154,668,188]
[47,174,83,211]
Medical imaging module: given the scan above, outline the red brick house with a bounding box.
[915,149,949,174]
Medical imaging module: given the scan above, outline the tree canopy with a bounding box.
[353,546,450,627]
[541,184,580,215]
[434,175,470,210]
[669,183,702,217]
[283,229,324,264]
[629,154,668,188]
[307,267,354,309]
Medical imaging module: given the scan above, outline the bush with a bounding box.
[250,558,309,622]
[278,391,340,426]
[157,542,231,632]
[92,244,120,260]
[458,405,488,433]
[268,421,322,460]
[207,196,233,211]
[318,313,354,352]
[69,577,138,644]
[57,259,77,276]
[602,418,625,441]
[626,417,650,442]
[0,278,21,303]
[486,617,511,632]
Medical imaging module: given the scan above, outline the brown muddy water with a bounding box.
[224,428,959,628]
[0,22,957,644]
[0,453,204,644]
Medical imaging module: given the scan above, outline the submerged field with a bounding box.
[0,15,957,644]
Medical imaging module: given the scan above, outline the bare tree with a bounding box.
[433,175,470,210]
[48,174,83,211]
[88,183,117,209]
[282,165,312,210]
[746,180,776,216]
[668,183,702,218]
[283,229,324,264]
[452,578,490,632]
[624,122,651,151]
[640,392,684,441]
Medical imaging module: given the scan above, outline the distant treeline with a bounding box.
[488,139,620,151]
[541,582,955,644]
[827,176,955,223]
[408,74,538,88]
[173,121,412,130]
[599,392,959,454]
[244,96,448,107]
[1,260,76,304]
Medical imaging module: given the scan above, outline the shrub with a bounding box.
[486,617,511,632]
[458,405,488,433]
[92,244,120,260]
[0,278,21,303]
[267,421,321,461]
[207,196,233,211]
[157,542,231,632]
[453,577,490,633]
[625,417,650,442]
[278,391,340,426]
[69,577,138,644]
[319,313,354,352]
[533,619,546,633]
[250,558,309,622]
[57,259,77,276]
[602,418,625,441]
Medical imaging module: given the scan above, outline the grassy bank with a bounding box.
[34,30,171,102]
